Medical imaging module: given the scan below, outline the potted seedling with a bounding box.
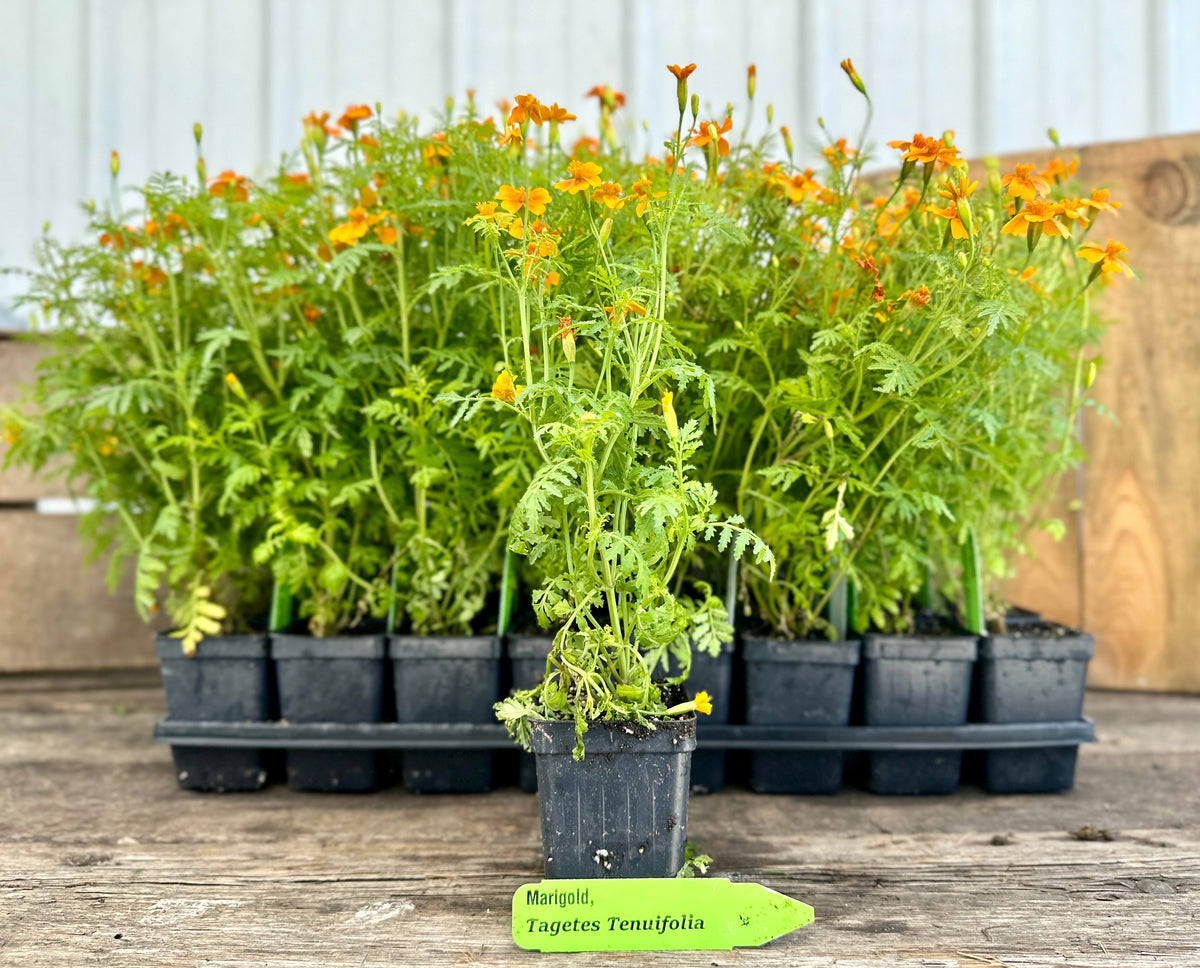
[464,77,771,877]
[2,140,282,791]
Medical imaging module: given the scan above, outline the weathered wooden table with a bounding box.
[2,672,1196,967]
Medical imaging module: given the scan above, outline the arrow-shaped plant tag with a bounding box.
[512,878,813,952]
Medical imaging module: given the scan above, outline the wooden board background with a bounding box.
[2,133,1199,689]
[1005,131,1200,693]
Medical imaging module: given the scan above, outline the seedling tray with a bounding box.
[155,718,1093,750]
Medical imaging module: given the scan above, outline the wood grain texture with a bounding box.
[0,512,155,672]
[1,678,1197,967]
[1001,132,1200,693]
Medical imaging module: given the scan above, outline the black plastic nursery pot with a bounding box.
[861,633,978,795]
[531,716,696,879]
[390,635,501,793]
[272,633,386,792]
[657,638,736,794]
[978,629,1094,793]
[508,634,555,793]
[156,633,271,792]
[742,638,861,794]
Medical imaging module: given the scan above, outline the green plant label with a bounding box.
[511,878,813,952]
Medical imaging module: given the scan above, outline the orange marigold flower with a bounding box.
[547,103,578,124]
[571,136,601,157]
[497,124,524,148]
[923,202,973,240]
[1057,197,1091,229]
[900,286,932,307]
[284,172,310,186]
[555,159,603,194]
[1085,188,1121,215]
[1,421,21,446]
[1001,163,1051,201]
[1040,156,1078,182]
[509,93,547,126]
[338,104,372,130]
[887,133,941,165]
[303,304,323,323]
[1077,238,1134,279]
[303,111,340,138]
[490,369,523,403]
[1000,196,1069,239]
[937,175,977,204]
[140,265,168,290]
[823,137,856,167]
[208,170,249,202]
[690,117,732,156]
[631,178,666,217]
[358,134,379,150]
[667,63,697,82]
[374,223,397,245]
[585,84,626,110]
[593,181,625,209]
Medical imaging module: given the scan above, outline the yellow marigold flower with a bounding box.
[224,372,246,399]
[497,124,524,148]
[1001,163,1051,201]
[694,691,713,716]
[555,159,603,194]
[2,421,21,445]
[1057,198,1091,229]
[937,176,977,203]
[496,185,551,216]
[1078,238,1134,279]
[1000,196,1069,239]
[98,435,118,457]
[490,369,523,403]
[661,389,678,440]
[543,102,576,125]
[593,181,625,210]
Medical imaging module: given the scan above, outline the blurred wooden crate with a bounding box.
[1003,132,1200,693]
[0,334,154,672]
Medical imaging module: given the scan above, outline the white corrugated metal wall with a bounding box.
[2,0,1198,319]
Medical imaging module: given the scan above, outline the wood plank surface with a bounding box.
[1,675,1197,966]
[1005,132,1200,692]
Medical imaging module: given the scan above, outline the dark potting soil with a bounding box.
[997,621,1079,639]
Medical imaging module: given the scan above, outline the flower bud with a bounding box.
[224,372,246,399]
[690,93,699,122]
[766,103,774,124]
[747,63,757,100]
[196,156,207,185]
[1085,359,1097,388]
[840,58,867,97]
[780,125,794,161]
[598,217,613,246]
[707,122,719,143]
[957,251,968,268]
[824,419,834,439]
[445,95,454,116]
[942,129,955,148]
[110,150,120,176]
[193,122,203,146]
[955,198,973,237]
[557,315,576,362]
[1048,127,1060,147]
[661,390,678,440]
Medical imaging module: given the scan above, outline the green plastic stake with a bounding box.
[386,547,400,634]
[268,578,293,633]
[512,878,813,952]
[961,527,985,635]
[827,569,847,642]
[497,548,518,637]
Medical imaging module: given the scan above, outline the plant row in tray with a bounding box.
[157,621,1094,797]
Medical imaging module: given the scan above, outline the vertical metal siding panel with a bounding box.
[382,0,447,123]
[203,0,268,176]
[85,0,116,210]
[267,0,333,157]
[859,0,924,157]
[562,0,626,137]
[150,5,210,180]
[109,0,154,209]
[1096,0,1152,143]
[916,0,978,156]
[1041,0,1097,149]
[977,0,1044,156]
[31,0,90,246]
[736,0,803,152]
[329,0,390,116]
[1160,0,1200,133]
[0,0,34,314]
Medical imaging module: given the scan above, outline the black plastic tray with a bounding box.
[155,718,1094,751]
